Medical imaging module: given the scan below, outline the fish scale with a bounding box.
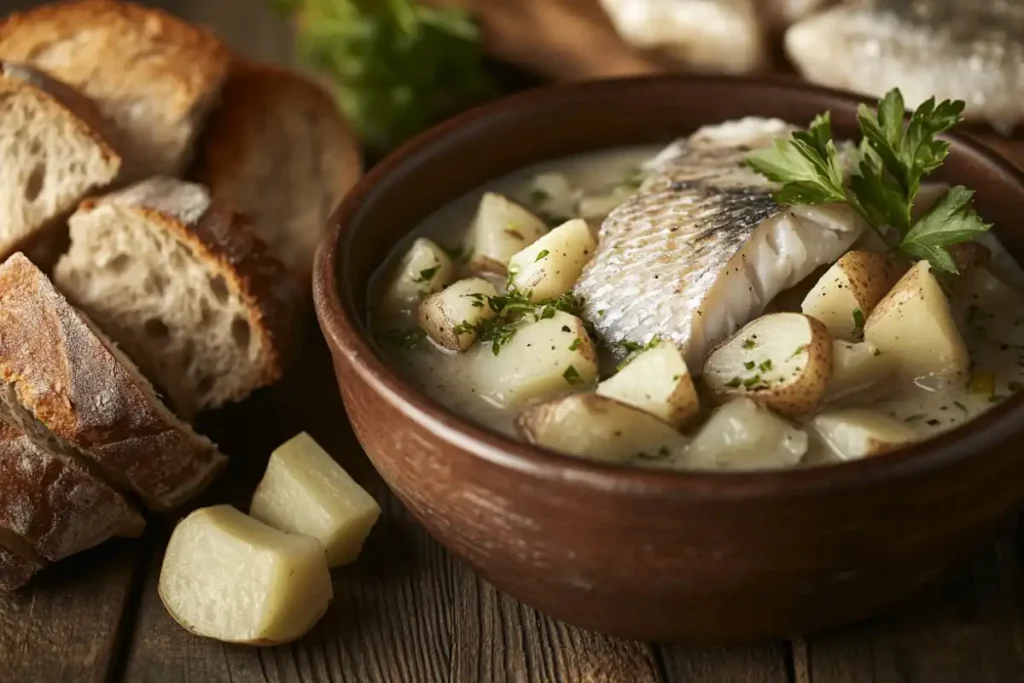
[575,118,867,372]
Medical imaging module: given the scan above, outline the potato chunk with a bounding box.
[812,409,919,460]
[702,313,832,418]
[159,506,333,646]
[864,260,969,384]
[597,342,699,426]
[686,398,808,470]
[251,433,381,568]
[473,311,597,406]
[801,250,903,341]
[465,193,547,273]
[508,219,597,302]
[516,393,688,464]
[381,238,453,312]
[827,340,892,402]
[418,278,498,351]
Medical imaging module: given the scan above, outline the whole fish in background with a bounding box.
[574,119,867,372]
[787,0,1024,127]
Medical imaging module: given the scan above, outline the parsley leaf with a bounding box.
[900,186,991,273]
[746,113,848,206]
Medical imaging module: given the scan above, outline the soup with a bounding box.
[368,122,1024,471]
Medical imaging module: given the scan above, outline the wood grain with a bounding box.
[0,541,139,683]
[794,536,1024,683]
[658,643,792,683]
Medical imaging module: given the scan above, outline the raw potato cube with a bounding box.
[827,340,892,402]
[801,250,904,341]
[864,260,969,385]
[702,313,833,418]
[251,433,381,568]
[159,506,333,646]
[382,238,453,311]
[472,311,597,406]
[686,398,808,470]
[597,342,699,426]
[813,409,919,460]
[508,219,597,302]
[465,193,547,273]
[419,278,498,351]
[516,393,688,464]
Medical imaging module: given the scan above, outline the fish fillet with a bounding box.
[597,0,767,74]
[786,0,1024,125]
[575,118,866,372]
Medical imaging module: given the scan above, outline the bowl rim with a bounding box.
[314,73,1024,499]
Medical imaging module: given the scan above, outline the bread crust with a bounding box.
[72,179,301,411]
[0,421,144,563]
[195,60,363,286]
[0,253,227,511]
[0,544,43,591]
[0,0,231,176]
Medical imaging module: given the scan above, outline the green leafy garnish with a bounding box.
[759,359,773,372]
[563,365,584,386]
[474,290,587,355]
[725,377,743,388]
[414,265,440,283]
[747,88,992,273]
[742,338,757,350]
[535,249,550,262]
[790,344,807,358]
[376,327,427,349]
[852,308,865,331]
[569,337,582,351]
[615,336,661,371]
[277,0,498,152]
[529,188,550,206]
[744,360,756,370]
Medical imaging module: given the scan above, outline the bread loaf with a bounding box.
[0,0,231,179]
[194,61,363,288]
[0,253,227,511]
[0,544,43,591]
[54,178,301,418]
[0,61,121,263]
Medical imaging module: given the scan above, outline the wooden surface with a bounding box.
[0,0,1023,681]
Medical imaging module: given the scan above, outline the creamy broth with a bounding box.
[369,145,1024,470]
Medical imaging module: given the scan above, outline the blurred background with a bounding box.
[1,0,1020,163]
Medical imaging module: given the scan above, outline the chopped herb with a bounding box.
[598,309,606,317]
[413,264,440,283]
[790,344,808,358]
[744,361,756,370]
[904,414,926,423]
[852,308,865,330]
[569,338,581,351]
[477,290,588,355]
[926,418,941,426]
[615,336,661,371]
[376,327,427,349]
[563,365,584,386]
[873,347,883,357]
[452,320,476,336]
[529,188,550,206]
[535,249,550,262]
[742,375,763,388]
[759,359,773,372]
[954,400,968,412]
[672,374,681,381]
[742,338,757,350]
[725,377,743,388]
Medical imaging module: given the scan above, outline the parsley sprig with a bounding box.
[465,290,588,355]
[747,89,992,273]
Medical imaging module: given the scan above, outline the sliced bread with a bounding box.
[0,61,121,262]
[0,0,231,179]
[0,253,227,511]
[0,421,143,564]
[54,178,300,418]
[194,61,362,287]
[0,544,43,591]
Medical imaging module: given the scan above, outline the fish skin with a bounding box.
[786,0,1024,125]
[575,118,865,372]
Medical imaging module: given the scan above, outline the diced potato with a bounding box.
[418,278,498,351]
[864,260,970,385]
[596,342,699,426]
[827,340,892,402]
[465,193,547,274]
[250,433,381,568]
[528,173,577,220]
[702,313,832,418]
[159,506,333,646]
[812,409,919,460]
[516,393,688,464]
[472,311,597,406]
[507,219,597,302]
[685,398,808,470]
[381,238,453,312]
[801,250,904,341]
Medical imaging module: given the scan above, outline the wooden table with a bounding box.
[2,1,1024,681]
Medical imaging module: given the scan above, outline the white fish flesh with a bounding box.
[786,0,1024,125]
[574,118,867,371]
[597,0,767,74]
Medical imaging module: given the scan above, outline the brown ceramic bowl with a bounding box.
[313,75,1024,643]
